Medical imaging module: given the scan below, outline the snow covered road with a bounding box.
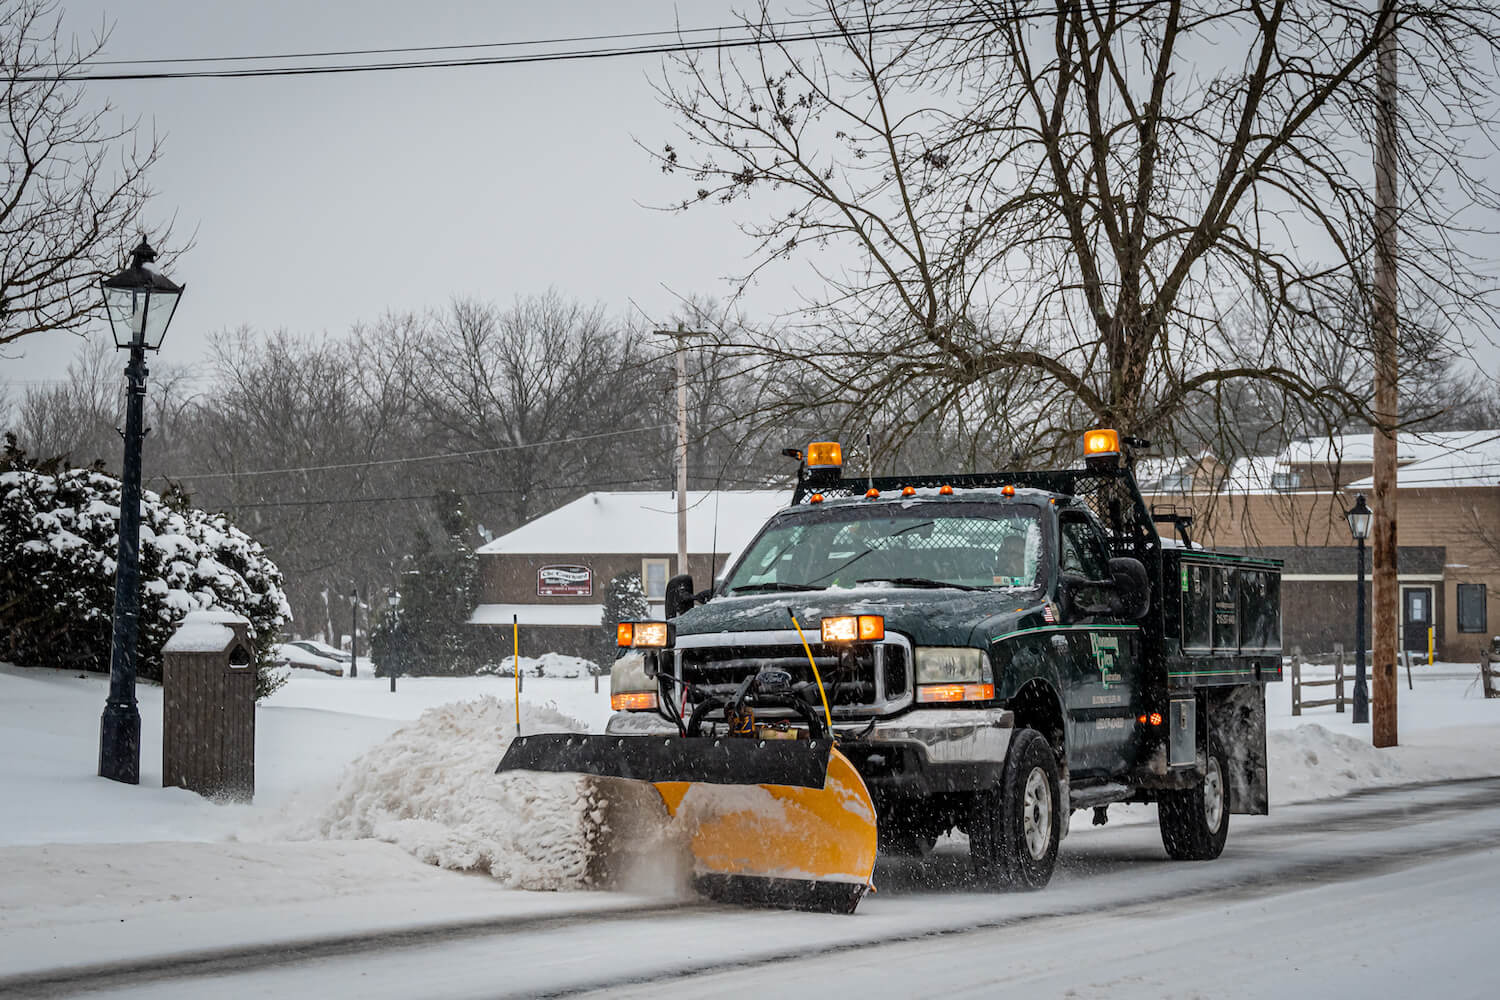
[10,776,1498,999]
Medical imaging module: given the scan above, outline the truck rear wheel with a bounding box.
[968,728,1060,890]
[1158,741,1230,860]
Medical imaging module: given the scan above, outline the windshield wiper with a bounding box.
[856,576,981,591]
[730,581,823,594]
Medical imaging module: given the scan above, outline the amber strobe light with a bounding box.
[917,683,995,703]
[1084,428,1121,456]
[806,441,843,468]
[821,614,885,643]
[611,692,659,711]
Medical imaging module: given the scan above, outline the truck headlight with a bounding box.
[914,647,994,703]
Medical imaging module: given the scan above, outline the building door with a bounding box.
[1402,586,1434,653]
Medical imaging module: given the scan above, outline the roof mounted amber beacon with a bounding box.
[1083,428,1122,471]
[802,440,843,489]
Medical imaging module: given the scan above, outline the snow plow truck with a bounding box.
[498,429,1282,914]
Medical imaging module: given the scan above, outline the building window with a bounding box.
[1158,472,1193,492]
[642,558,670,601]
[1270,471,1301,490]
[1457,583,1487,633]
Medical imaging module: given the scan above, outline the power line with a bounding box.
[208,472,793,510]
[166,423,675,481]
[72,11,857,67]
[21,10,998,83]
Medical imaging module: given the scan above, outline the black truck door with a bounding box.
[1057,512,1141,776]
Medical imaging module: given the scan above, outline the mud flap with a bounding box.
[499,735,878,913]
[1205,684,1269,815]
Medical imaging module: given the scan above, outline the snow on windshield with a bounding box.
[724,503,1045,593]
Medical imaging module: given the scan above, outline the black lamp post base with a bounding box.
[99,702,141,784]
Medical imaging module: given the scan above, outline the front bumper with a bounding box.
[603,707,1015,795]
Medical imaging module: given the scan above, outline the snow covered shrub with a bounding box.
[0,438,291,698]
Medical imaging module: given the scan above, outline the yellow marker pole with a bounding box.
[513,614,521,735]
[786,609,834,734]
[1428,626,1435,666]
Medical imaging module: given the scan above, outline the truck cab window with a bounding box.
[1059,516,1110,581]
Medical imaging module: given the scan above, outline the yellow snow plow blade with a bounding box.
[497,734,878,913]
[654,746,877,913]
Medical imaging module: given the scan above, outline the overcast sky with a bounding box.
[5,0,803,386]
[7,1,1499,392]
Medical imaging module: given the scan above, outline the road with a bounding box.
[9,777,1499,999]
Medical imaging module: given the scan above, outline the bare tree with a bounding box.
[652,1,1500,460]
[1,0,169,353]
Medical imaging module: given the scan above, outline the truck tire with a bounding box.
[968,728,1060,890]
[1158,740,1230,860]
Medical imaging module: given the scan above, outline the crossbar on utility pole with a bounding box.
[1371,5,1400,748]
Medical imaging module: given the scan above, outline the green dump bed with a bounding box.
[1157,548,1283,686]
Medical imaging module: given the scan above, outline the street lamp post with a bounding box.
[349,587,359,678]
[387,593,400,693]
[98,238,185,784]
[1346,494,1373,725]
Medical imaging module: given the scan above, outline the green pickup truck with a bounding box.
[608,431,1282,887]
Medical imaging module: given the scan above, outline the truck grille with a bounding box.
[672,631,912,718]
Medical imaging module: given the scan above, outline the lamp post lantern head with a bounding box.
[101,238,185,350]
[1346,493,1373,541]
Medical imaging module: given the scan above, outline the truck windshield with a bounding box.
[723,503,1046,595]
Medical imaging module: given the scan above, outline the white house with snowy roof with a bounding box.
[468,490,789,660]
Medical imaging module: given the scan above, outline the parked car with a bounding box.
[273,641,346,676]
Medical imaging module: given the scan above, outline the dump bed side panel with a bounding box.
[1160,549,1283,686]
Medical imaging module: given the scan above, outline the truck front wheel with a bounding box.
[1158,741,1230,860]
[968,728,1060,889]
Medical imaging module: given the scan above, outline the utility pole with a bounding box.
[1371,5,1400,748]
[656,324,704,580]
[675,324,689,578]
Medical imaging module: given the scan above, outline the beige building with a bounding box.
[1141,431,1500,662]
[468,490,789,660]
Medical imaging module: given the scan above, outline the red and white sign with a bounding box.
[537,564,593,597]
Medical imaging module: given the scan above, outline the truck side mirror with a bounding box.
[1108,557,1151,620]
[665,574,695,619]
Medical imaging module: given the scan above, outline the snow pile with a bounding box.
[480,652,597,679]
[1269,723,1411,802]
[300,696,662,890]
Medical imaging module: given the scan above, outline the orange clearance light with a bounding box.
[917,683,995,704]
[865,488,880,499]
[939,484,954,495]
[611,692,658,712]
[857,615,885,641]
[806,441,843,468]
[1001,484,1016,497]
[616,622,634,647]
[633,622,670,648]
[810,493,824,503]
[1084,428,1121,456]
[902,486,916,497]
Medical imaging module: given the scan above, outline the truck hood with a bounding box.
[676,587,1041,649]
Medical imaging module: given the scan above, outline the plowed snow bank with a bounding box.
[303,697,610,890]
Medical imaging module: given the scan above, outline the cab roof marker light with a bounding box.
[810,493,824,503]
[1001,484,1015,497]
[939,485,954,495]
[901,486,916,497]
[865,488,880,499]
